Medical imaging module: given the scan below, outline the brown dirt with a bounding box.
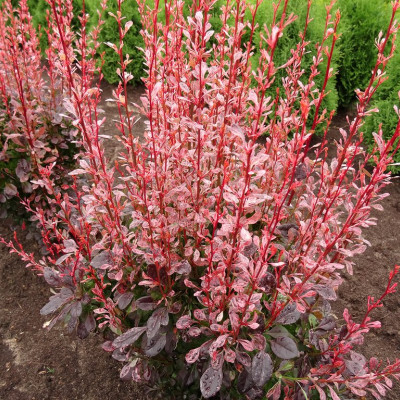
[0,101,399,399]
[99,82,146,164]
[0,222,146,400]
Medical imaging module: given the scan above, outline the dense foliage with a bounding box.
[335,0,392,107]
[251,0,339,131]
[14,0,400,136]
[0,0,77,218]
[1,0,400,399]
[98,0,144,84]
[364,35,400,174]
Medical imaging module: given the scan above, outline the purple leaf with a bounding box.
[346,359,365,376]
[60,287,74,299]
[101,341,115,352]
[276,223,299,238]
[15,159,31,182]
[55,254,70,265]
[193,308,207,321]
[112,347,128,362]
[47,304,72,330]
[120,363,135,381]
[271,337,299,359]
[294,163,307,181]
[77,313,96,339]
[118,292,134,310]
[146,264,168,283]
[275,303,301,325]
[146,307,169,339]
[112,326,147,348]
[186,347,201,364]
[168,301,182,314]
[258,272,276,293]
[77,320,89,339]
[165,329,178,354]
[267,325,290,338]
[142,331,167,357]
[188,326,201,337]
[346,351,367,376]
[40,289,73,315]
[70,301,82,318]
[85,313,96,332]
[198,340,213,358]
[43,267,62,287]
[236,350,251,367]
[317,316,336,331]
[252,334,266,351]
[90,251,112,269]
[200,366,223,399]
[136,296,156,311]
[21,181,32,194]
[313,284,337,301]
[63,239,77,253]
[176,314,193,329]
[246,387,264,399]
[237,368,253,394]
[252,351,273,388]
[66,314,78,334]
[40,296,67,315]
[243,243,258,258]
[174,260,191,275]
[4,183,18,197]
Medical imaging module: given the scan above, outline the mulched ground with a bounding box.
[0,95,399,399]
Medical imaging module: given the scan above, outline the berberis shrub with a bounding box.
[2,0,400,399]
[0,0,78,218]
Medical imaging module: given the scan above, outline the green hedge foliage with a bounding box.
[97,0,144,85]
[250,0,339,132]
[335,0,392,107]
[363,36,400,174]
[97,0,221,85]
[23,0,93,51]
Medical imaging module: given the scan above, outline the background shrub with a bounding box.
[0,0,80,218]
[250,0,339,132]
[364,35,400,174]
[98,0,144,85]
[97,0,222,85]
[15,0,94,51]
[335,0,392,107]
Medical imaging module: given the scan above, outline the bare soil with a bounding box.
[0,222,146,400]
[0,99,399,399]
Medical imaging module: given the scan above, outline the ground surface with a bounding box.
[0,223,146,400]
[0,97,399,399]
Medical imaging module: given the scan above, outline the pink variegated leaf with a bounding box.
[176,315,194,330]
